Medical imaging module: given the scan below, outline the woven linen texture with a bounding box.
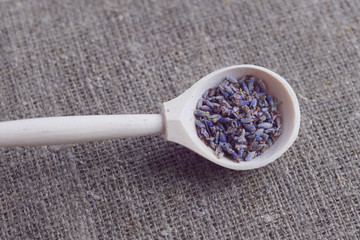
[0,0,359,239]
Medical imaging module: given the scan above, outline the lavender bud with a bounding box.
[205,119,214,127]
[239,100,250,106]
[245,151,256,161]
[195,120,206,128]
[218,117,233,124]
[258,79,266,92]
[197,98,204,108]
[250,99,257,109]
[226,76,238,84]
[244,124,256,133]
[202,89,210,98]
[201,128,209,138]
[255,128,264,136]
[194,110,210,118]
[257,122,273,129]
[267,95,274,106]
[248,77,255,93]
[200,105,213,112]
[241,118,254,124]
[240,80,250,95]
[219,132,227,143]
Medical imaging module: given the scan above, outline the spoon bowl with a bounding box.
[163,65,300,170]
[0,65,300,170]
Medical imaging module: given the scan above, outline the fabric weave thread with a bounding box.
[0,0,359,239]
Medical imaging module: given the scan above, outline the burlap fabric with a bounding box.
[1,0,359,239]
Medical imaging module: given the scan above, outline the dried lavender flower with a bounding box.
[194,75,282,162]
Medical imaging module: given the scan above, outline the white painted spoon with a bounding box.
[0,65,300,170]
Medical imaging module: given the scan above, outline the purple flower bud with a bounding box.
[224,86,234,95]
[235,144,247,150]
[221,142,231,151]
[200,128,209,138]
[226,76,238,84]
[240,80,250,95]
[203,100,214,108]
[197,98,204,108]
[219,87,229,98]
[257,122,273,129]
[266,138,273,146]
[221,108,231,117]
[267,95,274,106]
[245,151,256,161]
[259,115,267,122]
[255,128,264,136]
[195,120,206,128]
[214,96,224,101]
[250,99,257,109]
[202,89,210,98]
[217,151,224,158]
[239,100,249,106]
[194,110,210,117]
[233,93,242,100]
[215,131,220,144]
[205,119,214,127]
[275,116,281,128]
[244,124,256,133]
[258,79,266,92]
[219,132,227,143]
[209,114,222,123]
[200,105,213,112]
[261,133,269,141]
[232,106,239,113]
[218,117,233,123]
[241,118,254,124]
[248,77,255,93]
[215,145,222,157]
[238,149,244,159]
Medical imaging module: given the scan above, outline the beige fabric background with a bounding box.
[0,0,359,239]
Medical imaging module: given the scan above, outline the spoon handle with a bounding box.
[0,114,163,147]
